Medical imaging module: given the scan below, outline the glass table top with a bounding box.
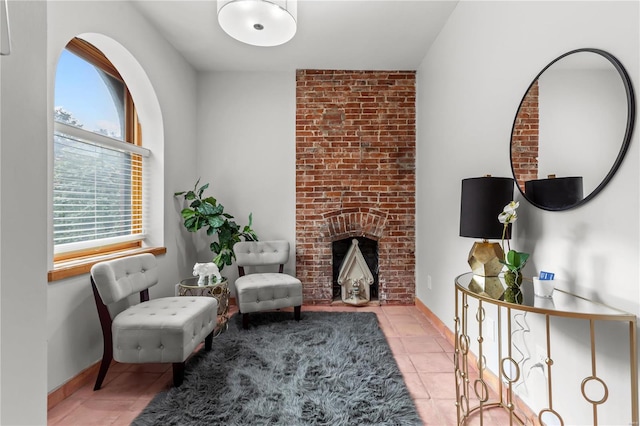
[455,272,635,321]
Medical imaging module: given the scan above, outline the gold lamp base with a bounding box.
[468,240,504,277]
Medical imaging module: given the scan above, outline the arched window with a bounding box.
[53,38,148,264]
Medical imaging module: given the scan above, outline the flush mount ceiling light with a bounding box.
[217,0,297,47]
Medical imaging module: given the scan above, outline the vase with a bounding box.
[503,270,523,304]
[504,270,523,286]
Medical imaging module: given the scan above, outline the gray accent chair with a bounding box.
[234,240,303,329]
[90,253,218,390]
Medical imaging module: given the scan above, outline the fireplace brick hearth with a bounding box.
[295,70,416,305]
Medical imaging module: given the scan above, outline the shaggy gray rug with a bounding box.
[132,311,421,425]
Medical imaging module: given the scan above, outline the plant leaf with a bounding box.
[180,208,196,219]
[199,202,217,216]
[203,196,217,206]
[505,250,529,270]
[184,216,199,231]
[197,182,209,198]
[207,216,225,228]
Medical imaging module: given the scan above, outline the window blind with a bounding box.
[53,121,149,254]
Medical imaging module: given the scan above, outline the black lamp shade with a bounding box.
[460,177,514,240]
[525,176,583,210]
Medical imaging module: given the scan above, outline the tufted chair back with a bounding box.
[91,253,158,303]
[234,240,290,271]
[91,253,159,318]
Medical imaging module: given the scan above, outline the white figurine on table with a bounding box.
[192,262,222,286]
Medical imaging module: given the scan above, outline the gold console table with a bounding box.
[454,272,638,425]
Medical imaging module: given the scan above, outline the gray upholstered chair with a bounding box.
[234,240,303,329]
[90,253,218,390]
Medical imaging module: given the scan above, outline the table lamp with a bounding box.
[460,176,514,277]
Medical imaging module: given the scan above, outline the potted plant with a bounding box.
[175,179,258,280]
[498,201,529,303]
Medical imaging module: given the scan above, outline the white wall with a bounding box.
[1,2,48,424]
[195,71,297,291]
[416,1,639,423]
[539,65,626,192]
[46,0,199,400]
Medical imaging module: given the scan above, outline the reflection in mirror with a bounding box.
[511,49,635,211]
[468,275,506,300]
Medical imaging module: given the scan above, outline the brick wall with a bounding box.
[511,81,539,191]
[295,70,416,305]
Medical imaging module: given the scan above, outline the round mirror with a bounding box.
[510,48,636,211]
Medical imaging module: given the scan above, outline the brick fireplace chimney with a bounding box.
[295,70,416,305]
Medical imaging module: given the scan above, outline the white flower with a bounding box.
[504,201,519,214]
[498,211,518,224]
[498,201,519,224]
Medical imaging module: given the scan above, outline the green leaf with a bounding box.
[184,216,199,231]
[218,226,233,242]
[243,230,258,241]
[504,250,529,270]
[184,190,196,200]
[174,191,185,196]
[180,208,196,219]
[199,202,217,216]
[219,250,233,266]
[197,182,209,197]
[212,253,224,269]
[207,216,225,228]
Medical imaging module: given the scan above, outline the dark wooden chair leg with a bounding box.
[204,331,214,350]
[294,305,301,321]
[242,313,249,329]
[93,348,112,391]
[91,277,115,391]
[172,362,185,387]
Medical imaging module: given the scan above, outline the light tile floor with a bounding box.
[47,304,496,425]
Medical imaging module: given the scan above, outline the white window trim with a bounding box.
[54,121,150,158]
[54,234,146,255]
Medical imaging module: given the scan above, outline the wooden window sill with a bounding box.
[48,246,167,282]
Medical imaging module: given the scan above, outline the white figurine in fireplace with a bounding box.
[338,239,374,306]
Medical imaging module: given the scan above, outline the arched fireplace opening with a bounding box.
[332,237,379,303]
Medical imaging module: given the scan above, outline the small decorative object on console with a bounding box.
[498,201,529,303]
[539,270,555,280]
[534,270,556,298]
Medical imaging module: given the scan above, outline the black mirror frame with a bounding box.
[510,48,636,211]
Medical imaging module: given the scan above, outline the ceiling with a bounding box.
[131,0,459,72]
